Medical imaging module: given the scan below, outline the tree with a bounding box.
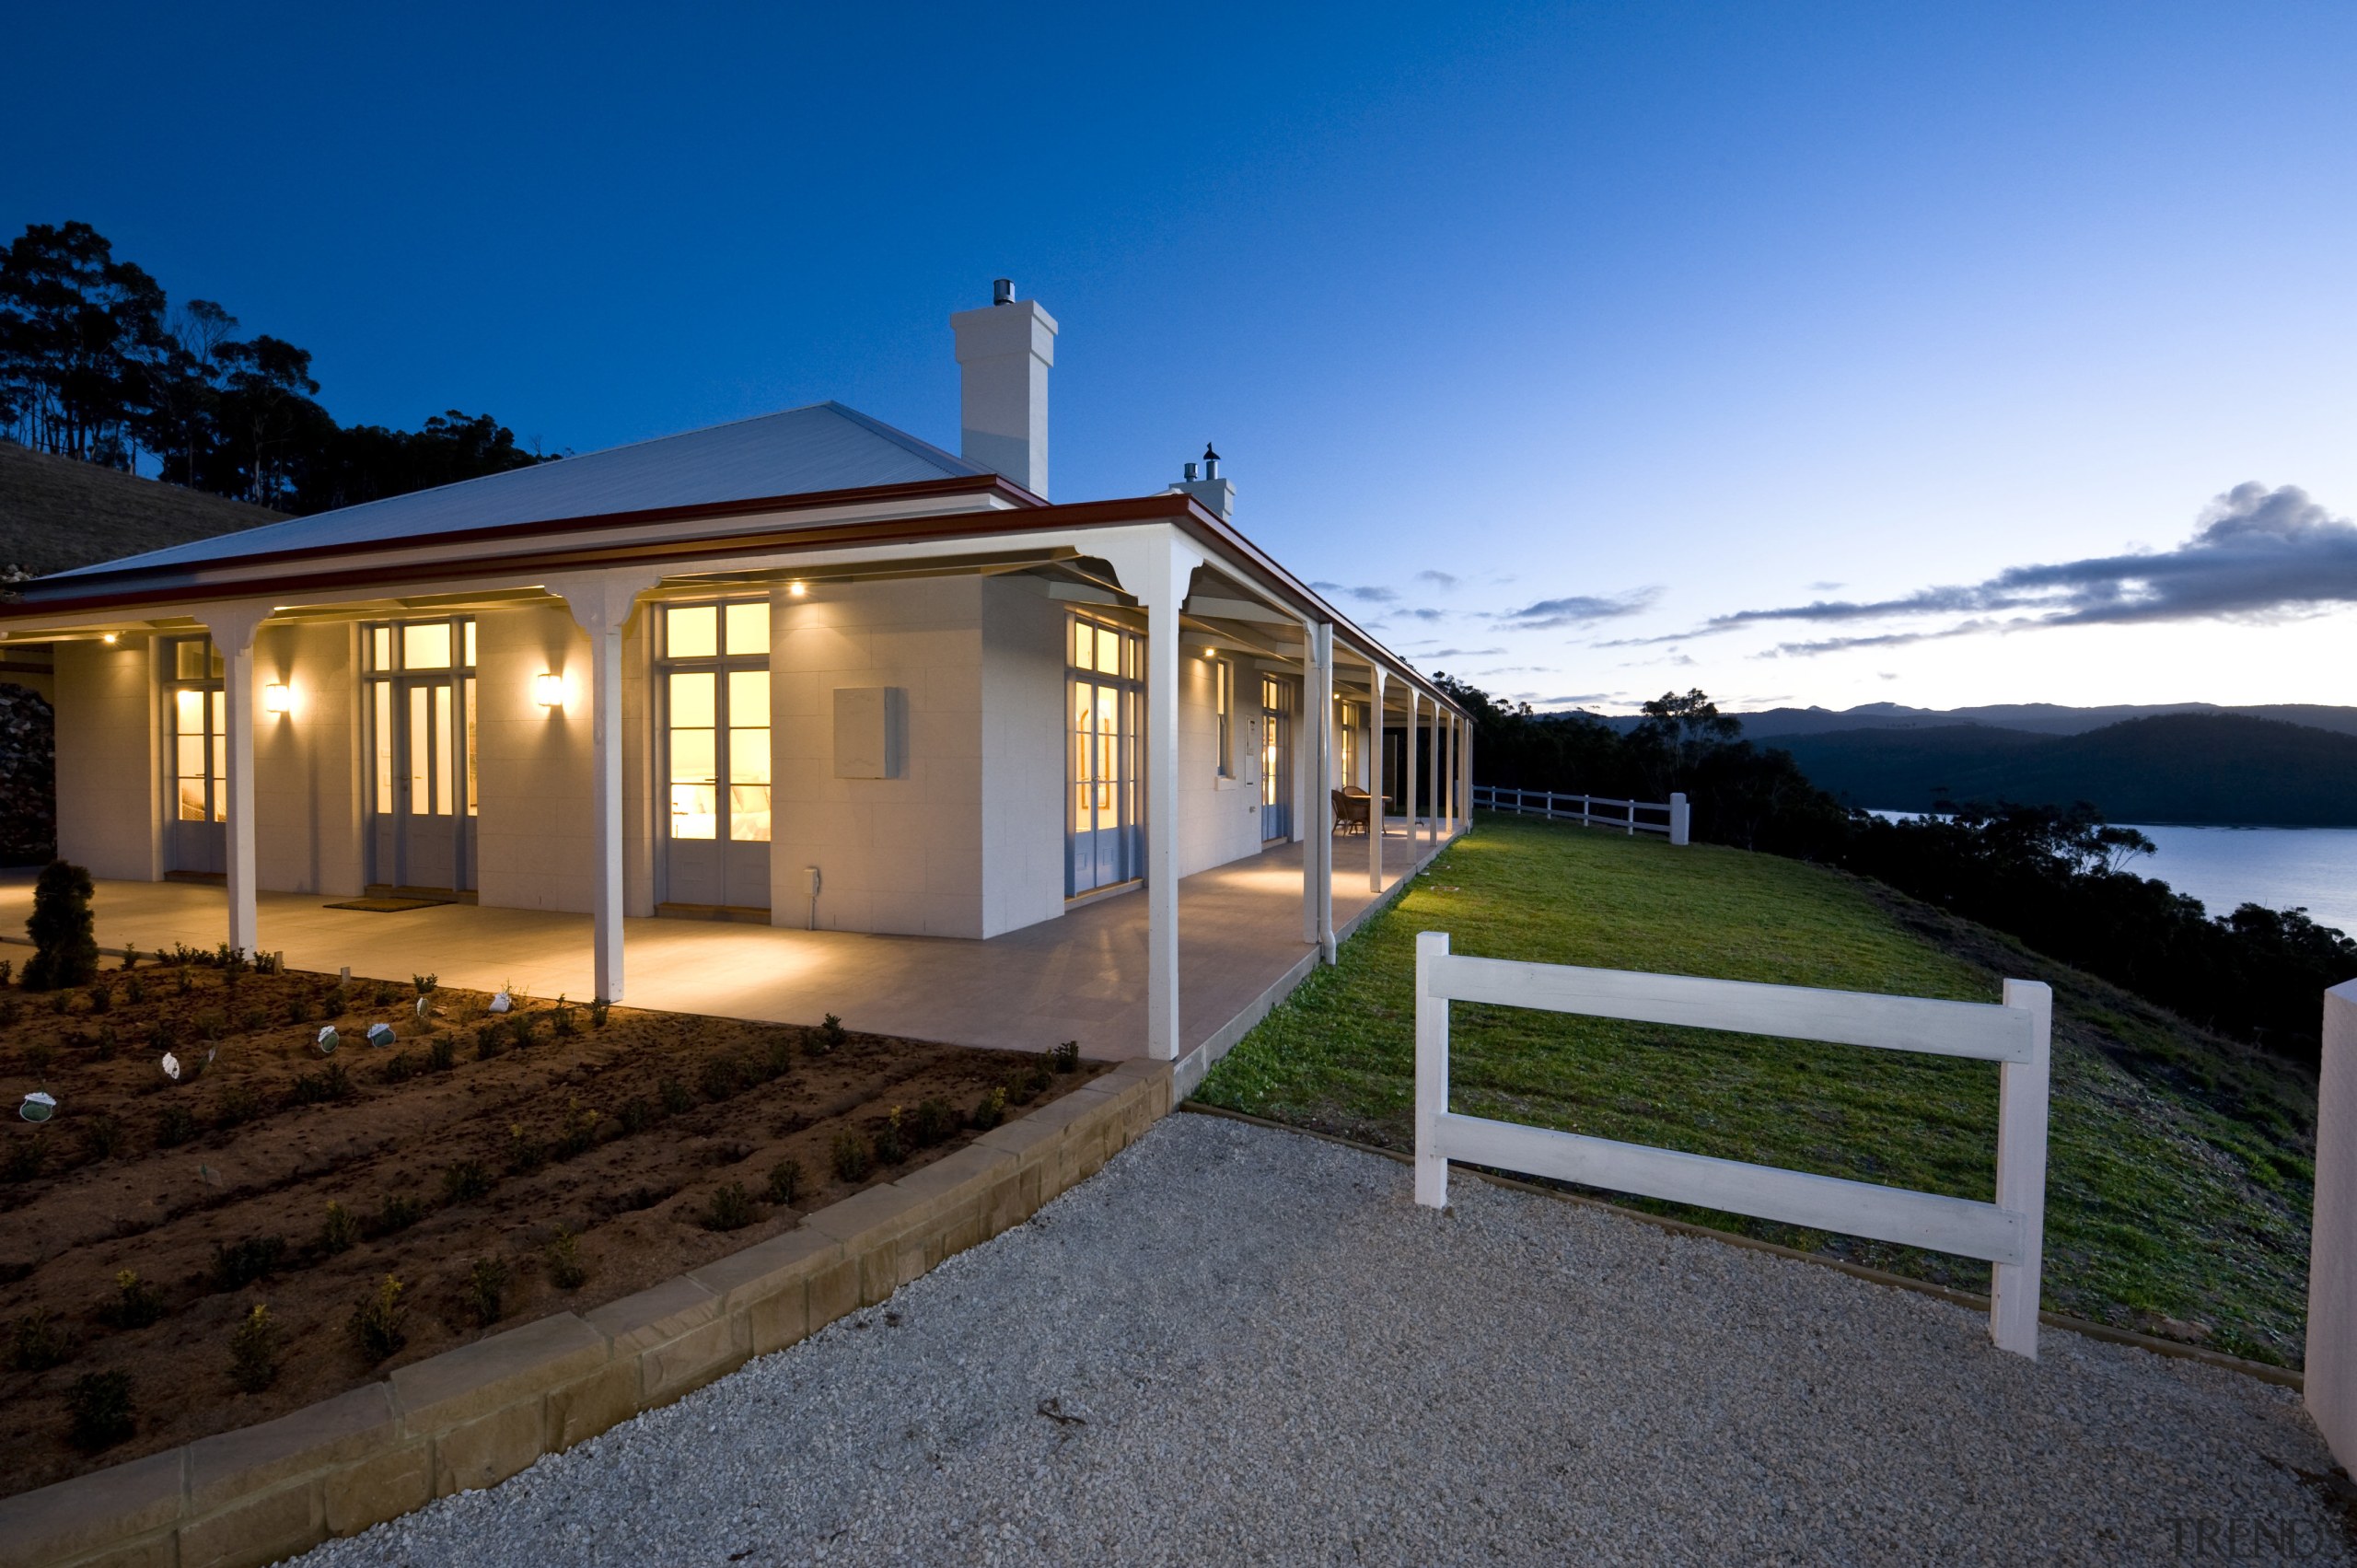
[1630,689,1743,796]
[0,222,170,464]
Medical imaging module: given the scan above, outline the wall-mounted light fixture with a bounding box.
[787,581,808,598]
[263,683,293,716]
[100,633,119,645]
[535,674,565,708]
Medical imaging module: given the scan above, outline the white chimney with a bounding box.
[1173,442,1234,520]
[950,279,1057,498]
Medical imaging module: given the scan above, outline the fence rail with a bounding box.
[1472,784,1689,845]
[1412,930,2053,1358]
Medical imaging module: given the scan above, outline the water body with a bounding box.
[1868,812,2357,937]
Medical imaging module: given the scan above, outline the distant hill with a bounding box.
[1575,701,2357,739]
[1774,714,2357,826]
[0,440,284,578]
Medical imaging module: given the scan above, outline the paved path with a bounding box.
[293,1116,2351,1567]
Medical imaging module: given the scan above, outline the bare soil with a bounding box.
[0,959,1104,1497]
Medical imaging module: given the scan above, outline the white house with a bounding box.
[0,283,1470,1063]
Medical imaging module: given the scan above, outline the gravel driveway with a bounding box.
[292,1113,2351,1567]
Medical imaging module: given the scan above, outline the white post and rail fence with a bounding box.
[2313,980,2356,1471]
[1412,930,2052,1358]
[1471,784,1690,846]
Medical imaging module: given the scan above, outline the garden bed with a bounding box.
[0,957,1105,1498]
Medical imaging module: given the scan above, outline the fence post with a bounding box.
[1990,979,2052,1358]
[1414,930,1451,1210]
[2311,981,2357,1470]
[1670,792,1690,847]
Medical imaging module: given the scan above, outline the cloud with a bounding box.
[1706,483,2357,653]
[1809,581,1845,591]
[1310,581,1399,604]
[1415,569,1460,590]
[1417,646,1505,659]
[1496,587,1662,630]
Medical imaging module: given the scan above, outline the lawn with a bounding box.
[1198,811,2318,1366]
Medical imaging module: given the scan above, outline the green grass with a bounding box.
[1199,811,2318,1365]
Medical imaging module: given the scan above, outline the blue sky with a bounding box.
[10,2,2355,713]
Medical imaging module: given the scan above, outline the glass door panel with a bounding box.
[363,617,476,892]
[658,603,771,910]
[1065,617,1143,896]
[163,639,226,874]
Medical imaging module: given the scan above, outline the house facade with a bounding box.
[2,285,1470,1061]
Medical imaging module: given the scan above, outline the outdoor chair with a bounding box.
[1332,787,1372,835]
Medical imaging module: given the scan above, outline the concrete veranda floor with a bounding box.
[0,824,1454,1063]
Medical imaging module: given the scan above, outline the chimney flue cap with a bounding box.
[993,278,1016,306]
[1183,461,1199,481]
[1202,442,1220,480]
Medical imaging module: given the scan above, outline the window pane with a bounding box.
[668,605,717,659]
[462,621,477,668]
[176,734,207,784]
[670,671,715,727]
[725,601,767,657]
[371,627,391,671]
[727,669,768,727]
[728,784,771,842]
[464,678,478,816]
[1096,629,1121,676]
[1071,620,1092,671]
[671,728,716,783]
[728,728,770,785]
[668,784,717,840]
[374,683,393,813]
[433,685,454,816]
[175,687,204,734]
[408,686,429,811]
[403,622,452,670]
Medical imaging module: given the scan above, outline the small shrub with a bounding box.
[698,1054,745,1103]
[699,1182,754,1232]
[23,860,100,991]
[283,995,312,1026]
[349,1275,406,1364]
[761,1033,795,1080]
[546,1228,588,1290]
[319,1200,358,1254]
[427,1035,456,1072]
[238,1005,269,1033]
[440,1161,492,1204]
[379,1051,417,1085]
[7,1310,69,1371]
[289,1062,354,1105]
[970,1086,1008,1132]
[194,1008,227,1042]
[98,1271,166,1330]
[215,945,250,979]
[227,1303,281,1392]
[588,998,610,1028]
[365,1192,424,1238]
[658,1077,693,1116]
[154,1104,197,1148]
[474,1025,505,1062]
[462,1257,510,1325]
[22,1040,51,1074]
[370,982,400,1007]
[412,973,437,997]
[505,1122,546,1175]
[320,984,348,1018]
[1051,1040,1081,1074]
[48,990,70,1015]
[3,1134,51,1184]
[830,1130,873,1183]
[765,1158,803,1207]
[910,1098,958,1149]
[617,1096,655,1135]
[123,975,145,1005]
[550,998,576,1038]
[175,965,193,996]
[78,1115,124,1161]
[555,1100,601,1159]
[505,1010,536,1051]
[874,1107,907,1167]
[93,1024,118,1061]
[86,985,111,1015]
[211,1083,262,1128]
[209,1235,287,1292]
[144,1019,171,1054]
[0,997,18,1027]
[819,1012,848,1051]
[65,1370,134,1451]
[0,957,11,985]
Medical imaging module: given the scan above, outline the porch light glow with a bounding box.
[787,581,808,597]
[101,633,119,644]
[536,673,565,708]
[263,683,293,715]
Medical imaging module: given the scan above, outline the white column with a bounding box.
[1991,978,2053,1358]
[1094,528,1202,1062]
[1425,695,1440,854]
[1404,688,1421,855]
[201,603,268,959]
[1368,666,1387,894]
[550,571,656,1005]
[1306,621,1334,961]
[1463,715,1476,832]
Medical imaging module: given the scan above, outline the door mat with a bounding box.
[321,897,452,913]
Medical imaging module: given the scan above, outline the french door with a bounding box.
[364,619,477,892]
[1260,674,1294,842]
[658,600,772,911]
[162,637,226,874]
[1066,615,1142,897]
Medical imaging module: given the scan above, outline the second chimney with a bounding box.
[950,280,1058,498]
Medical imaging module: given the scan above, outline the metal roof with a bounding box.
[52,401,988,578]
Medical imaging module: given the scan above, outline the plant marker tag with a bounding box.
[366,1023,397,1048]
[19,1091,55,1122]
[414,996,429,1020]
[316,1026,340,1055]
[489,992,512,1014]
[199,1164,222,1187]
[161,1051,181,1081]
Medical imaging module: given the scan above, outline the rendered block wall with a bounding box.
[979,577,1065,936]
[253,620,365,896]
[53,637,160,882]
